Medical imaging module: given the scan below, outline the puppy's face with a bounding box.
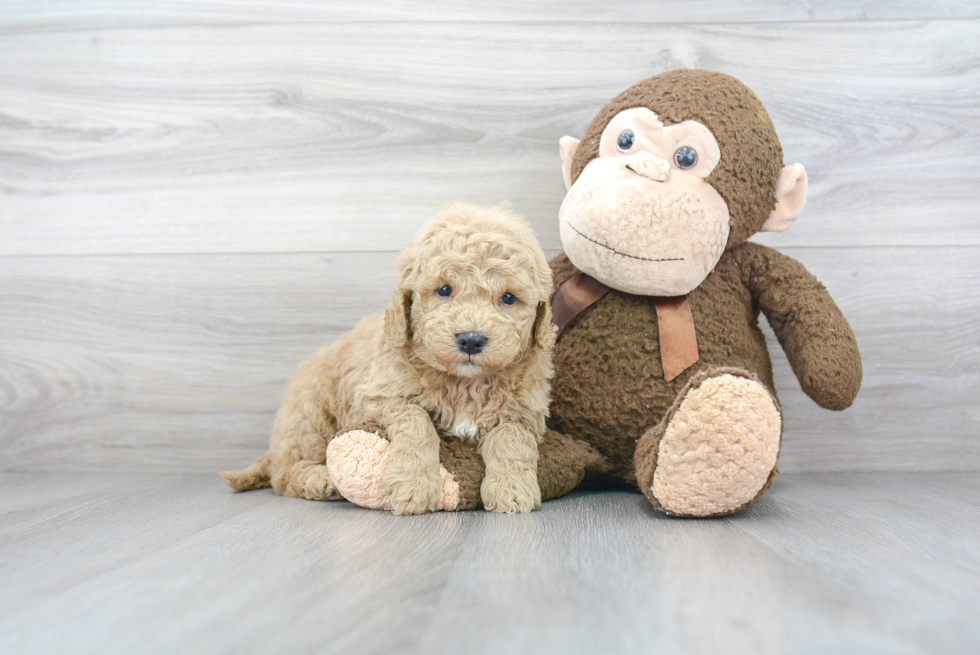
[385,206,554,378]
[411,255,539,377]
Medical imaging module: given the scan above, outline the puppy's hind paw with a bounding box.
[301,464,340,501]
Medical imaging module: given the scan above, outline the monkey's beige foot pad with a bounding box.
[653,374,780,517]
[326,430,460,511]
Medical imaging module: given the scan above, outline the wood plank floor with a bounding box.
[2,472,978,655]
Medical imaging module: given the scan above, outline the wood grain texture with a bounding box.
[2,0,978,32]
[0,251,400,471]
[1,8,978,476]
[1,472,978,654]
[1,246,977,473]
[2,20,978,255]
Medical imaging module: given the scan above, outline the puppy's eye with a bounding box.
[500,292,517,306]
[617,130,635,153]
[673,146,698,170]
[437,285,453,297]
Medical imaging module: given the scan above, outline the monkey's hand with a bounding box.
[737,242,862,410]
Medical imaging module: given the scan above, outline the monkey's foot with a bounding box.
[326,430,460,511]
[636,371,781,517]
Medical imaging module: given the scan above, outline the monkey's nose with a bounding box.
[456,331,487,355]
[625,151,670,182]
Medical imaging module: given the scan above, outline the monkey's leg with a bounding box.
[327,428,606,511]
[634,368,782,518]
[459,429,610,508]
[537,430,611,502]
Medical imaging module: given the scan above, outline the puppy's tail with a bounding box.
[221,452,272,492]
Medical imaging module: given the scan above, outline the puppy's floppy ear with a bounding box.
[384,287,413,348]
[533,301,556,351]
[384,246,418,348]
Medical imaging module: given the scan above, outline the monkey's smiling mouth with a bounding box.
[567,222,684,263]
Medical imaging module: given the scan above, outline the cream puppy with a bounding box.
[223,203,556,514]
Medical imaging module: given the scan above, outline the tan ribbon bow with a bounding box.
[552,273,699,382]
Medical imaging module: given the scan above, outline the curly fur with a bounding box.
[222,203,556,515]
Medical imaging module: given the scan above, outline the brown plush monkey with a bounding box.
[540,69,862,516]
[328,69,862,517]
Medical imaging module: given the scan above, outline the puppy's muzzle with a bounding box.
[456,331,487,355]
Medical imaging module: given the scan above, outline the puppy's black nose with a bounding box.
[457,331,487,355]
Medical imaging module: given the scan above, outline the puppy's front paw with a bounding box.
[481,468,541,514]
[382,462,442,515]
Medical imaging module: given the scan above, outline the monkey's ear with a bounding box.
[762,164,807,232]
[559,136,580,191]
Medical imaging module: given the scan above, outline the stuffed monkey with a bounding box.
[543,69,862,516]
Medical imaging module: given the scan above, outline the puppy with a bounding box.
[222,203,556,514]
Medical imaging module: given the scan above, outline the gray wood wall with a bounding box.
[2,2,978,473]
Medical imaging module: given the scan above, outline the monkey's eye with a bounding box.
[500,292,518,306]
[437,285,453,297]
[616,130,635,153]
[673,146,698,170]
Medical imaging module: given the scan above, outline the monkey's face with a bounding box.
[559,107,729,297]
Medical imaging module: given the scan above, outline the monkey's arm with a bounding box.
[735,242,862,410]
